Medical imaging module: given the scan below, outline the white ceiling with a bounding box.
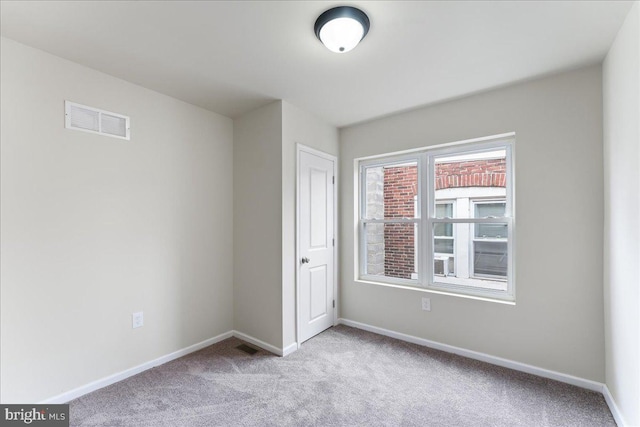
[0,1,633,127]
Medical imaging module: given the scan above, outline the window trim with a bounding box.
[356,134,515,302]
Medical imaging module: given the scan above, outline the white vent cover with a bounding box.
[65,101,130,140]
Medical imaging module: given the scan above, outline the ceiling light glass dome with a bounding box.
[314,6,370,53]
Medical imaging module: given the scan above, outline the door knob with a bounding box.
[301,257,310,264]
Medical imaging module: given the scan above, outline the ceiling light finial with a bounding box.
[314,6,370,53]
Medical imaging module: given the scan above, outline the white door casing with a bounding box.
[297,146,336,344]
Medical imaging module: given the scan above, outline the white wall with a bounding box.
[340,66,605,382]
[0,38,234,403]
[281,101,338,348]
[603,2,640,425]
[233,101,283,349]
[233,100,338,350]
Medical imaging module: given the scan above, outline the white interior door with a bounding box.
[298,148,335,343]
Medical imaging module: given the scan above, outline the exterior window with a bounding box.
[434,202,454,276]
[361,159,419,282]
[472,201,507,278]
[358,135,514,301]
[434,202,454,254]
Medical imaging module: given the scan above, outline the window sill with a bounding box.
[434,275,506,291]
[354,278,516,305]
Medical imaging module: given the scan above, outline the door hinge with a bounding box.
[332,238,335,247]
[333,300,335,308]
[332,176,335,184]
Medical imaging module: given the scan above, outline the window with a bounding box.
[358,135,514,301]
[472,201,507,278]
[361,159,419,281]
[434,202,454,255]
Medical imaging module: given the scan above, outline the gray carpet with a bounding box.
[70,325,615,426]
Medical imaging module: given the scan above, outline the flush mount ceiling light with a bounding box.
[314,6,370,53]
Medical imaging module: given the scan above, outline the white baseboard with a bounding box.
[231,331,298,357]
[37,319,626,426]
[282,342,298,357]
[39,329,296,404]
[232,330,284,356]
[39,330,233,404]
[338,318,604,392]
[338,318,636,426]
[603,384,628,427]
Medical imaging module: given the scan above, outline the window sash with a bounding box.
[360,155,422,221]
[472,240,508,279]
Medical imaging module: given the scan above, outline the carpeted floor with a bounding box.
[70,325,615,426]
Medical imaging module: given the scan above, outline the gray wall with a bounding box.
[0,37,234,403]
[234,100,338,350]
[339,65,605,382]
[233,101,283,349]
[603,3,640,425]
[281,101,338,348]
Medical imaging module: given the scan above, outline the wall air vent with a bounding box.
[65,101,130,140]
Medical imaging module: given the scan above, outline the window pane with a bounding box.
[475,223,507,239]
[436,203,453,218]
[431,222,507,291]
[434,238,453,254]
[474,241,508,277]
[434,203,453,237]
[364,222,385,275]
[433,203,453,237]
[434,149,507,211]
[474,202,505,218]
[364,167,384,219]
[364,162,418,219]
[474,202,506,237]
[364,222,417,280]
[434,222,453,237]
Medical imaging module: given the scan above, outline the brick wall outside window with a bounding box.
[383,166,417,279]
[435,159,506,190]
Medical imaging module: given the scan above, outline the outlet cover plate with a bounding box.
[421,297,431,311]
[132,311,144,328]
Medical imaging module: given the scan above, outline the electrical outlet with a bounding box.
[132,311,144,329]
[421,297,431,312]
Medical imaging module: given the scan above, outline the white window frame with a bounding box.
[357,135,515,302]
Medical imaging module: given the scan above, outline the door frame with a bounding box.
[296,143,338,349]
